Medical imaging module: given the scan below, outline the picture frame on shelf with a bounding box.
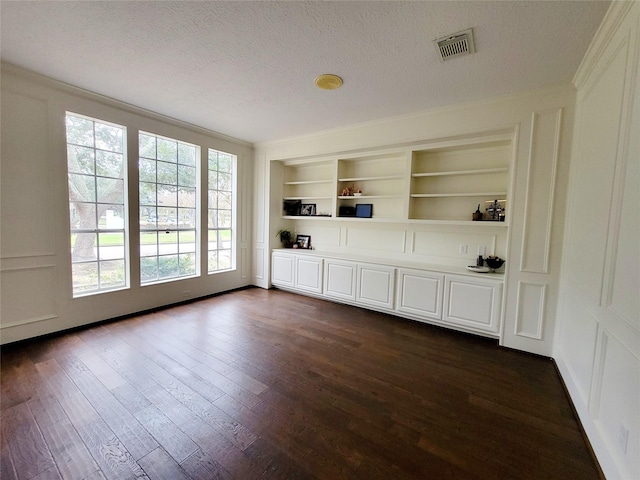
[300,203,316,216]
[296,234,311,249]
[283,199,301,216]
[355,203,373,218]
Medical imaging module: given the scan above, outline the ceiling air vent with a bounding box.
[434,28,475,61]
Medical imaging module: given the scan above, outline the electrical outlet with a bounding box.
[459,244,468,254]
[618,424,629,454]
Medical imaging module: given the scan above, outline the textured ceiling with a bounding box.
[1,1,610,144]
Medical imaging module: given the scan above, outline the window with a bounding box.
[65,113,128,296]
[208,149,236,273]
[139,132,199,284]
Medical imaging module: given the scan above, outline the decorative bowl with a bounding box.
[485,257,505,270]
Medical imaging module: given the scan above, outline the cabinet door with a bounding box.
[443,275,503,334]
[396,268,444,320]
[357,264,395,310]
[324,259,357,301]
[295,256,323,294]
[272,253,294,287]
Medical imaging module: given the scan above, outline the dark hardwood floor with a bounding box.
[1,287,600,479]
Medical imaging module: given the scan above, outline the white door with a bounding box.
[295,256,323,294]
[271,253,294,287]
[443,275,503,334]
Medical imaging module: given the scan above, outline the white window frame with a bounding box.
[65,112,129,297]
[138,131,200,285]
[207,148,237,274]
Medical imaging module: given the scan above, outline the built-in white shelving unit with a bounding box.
[275,133,513,225]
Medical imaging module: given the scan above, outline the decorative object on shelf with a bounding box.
[339,206,356,217]
[340,184,362,196]
[283,199,301,216]
[355,203,373,218]
[485,199,505,221]
[484,256,505,272]
[276,229,294,248]
[300,204,316,216]
[296,234,311,249]
[466,265,491,273]
[472,204,483,221]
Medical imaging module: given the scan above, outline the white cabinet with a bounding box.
[272,252,295,287]
[443,274,503,334]
[357,264,395,310]
[294,256,323,294]
[324,259,357,301]
[396,268,444,320]
[272,252,323,293]
[272,250,504,338]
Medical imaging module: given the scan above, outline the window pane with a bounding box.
[218,192,232,209]
[139,158,156,182]
[178,165,196,187]
[69,174,96,202]
[141,207,157,229]
[219,229,232,249]
[71,233,97,262]
[67,145,95,174]
[140,231,158,257]
[208,191,218,210]
[98,232,125,260]
[70,203,96,230]
[99,260,126,289]
[97,177,124,204]
[208,230,217,251]
[218,250,231,270]
[218,210,231,228]
[140,182,156,206]
[159,230,179,254]
[66,116,94,147]
[157,185,177,207]
[208,251,218,272]
[140,257,158,282]
[98,205,125,230]
[157,161,177,185]
[96,151,123,178]
[218,172,232,191]
[157,138,177,163]
[208,151,218,171]
[72,262,99,292]
[95,123,123,153]
[208,171,218,190]
[178,208,196,228]
[139,134,156,159]
[208,209,217,229]
[158,207,177,228]
[158,255,179,279]
[178,143,196,166]
[218,154,233,173]
[178,187,196,208]
[179,230,196,253]
[179,253,196,275]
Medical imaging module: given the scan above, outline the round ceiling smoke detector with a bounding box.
[315,74,343,90]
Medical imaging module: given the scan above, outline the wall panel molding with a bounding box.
[519,108,562,274]
[514,282,546,339]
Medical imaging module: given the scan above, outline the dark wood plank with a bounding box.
[138,447,191,480]
[76,419,149,480]
[39,418,100,480]
[1,402,56,479]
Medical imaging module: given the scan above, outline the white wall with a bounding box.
[0,65,254,345]
[254,84,576,357]
[555,2,640,479]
